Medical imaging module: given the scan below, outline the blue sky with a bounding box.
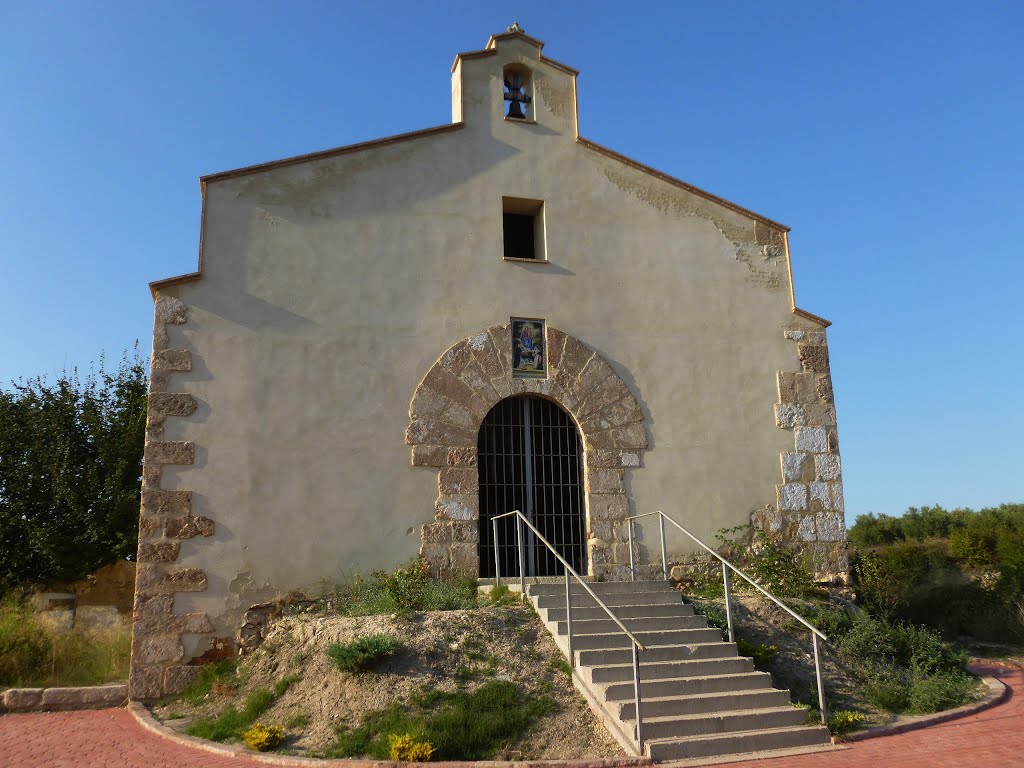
[1,2,1021,523]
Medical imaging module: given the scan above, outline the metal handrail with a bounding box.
[625,510,830,725]
[491,510,648,753]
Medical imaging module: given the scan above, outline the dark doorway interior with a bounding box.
[477,395,586,577]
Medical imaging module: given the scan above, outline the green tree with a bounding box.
[0,350,147,591]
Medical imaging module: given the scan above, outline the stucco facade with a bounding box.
[130,28,847,699]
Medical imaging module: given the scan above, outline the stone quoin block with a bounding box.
[148,393,197,419]
[146,441,195,465]
[135,635,185,665]
[794,427,828,453]
[154,296,187,325]
[778,483,808,511]
[775,404,806,429]
[814,453,842,481]
[138,540,181,563]
[152,349,192,371]
[410,445,447,467]
[129,665,164,700]
[797,343,830,374]
[163,516,214,539]
[134,594,174,615]
[781,453,806,482]
[142,489,192,517]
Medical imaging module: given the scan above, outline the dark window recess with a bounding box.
[503,213,536,259]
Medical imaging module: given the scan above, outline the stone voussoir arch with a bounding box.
[405,324,648,579]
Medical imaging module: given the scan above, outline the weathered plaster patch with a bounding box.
[598,162,785,289]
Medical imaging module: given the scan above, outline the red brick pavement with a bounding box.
[1,662,1021,768]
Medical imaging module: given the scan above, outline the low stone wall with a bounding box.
[0,683,127,713]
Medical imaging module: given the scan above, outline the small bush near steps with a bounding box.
[243,723,285,752]
[827,709,867,737]
[327,634,401,674]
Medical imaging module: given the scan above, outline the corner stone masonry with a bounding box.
[756,326,848,580]
[407,325,648,579]
[130,294,215,701]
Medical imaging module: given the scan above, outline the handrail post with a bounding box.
[722,563,735,643]
[515,514,526,598]
[658,512,668,582]
[632,642,644,755]
[628,519,636,582]
[565,569,574,667]
[492,518,501,589]
[813,632,827,725]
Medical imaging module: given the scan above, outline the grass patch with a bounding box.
[285,712,311,729]
[548,657,572,680]
[185,675,300,742]
[319,680,558,760]
[480,584,521,607]
[0,595,131,687]
[326,557,478,617]
[326,635,401,674]
[180,659,239,704]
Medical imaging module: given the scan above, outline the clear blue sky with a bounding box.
[2,2,1021,524]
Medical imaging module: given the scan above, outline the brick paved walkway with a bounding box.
[1,662,1021,767]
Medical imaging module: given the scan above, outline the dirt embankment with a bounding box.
[154,605,623,760]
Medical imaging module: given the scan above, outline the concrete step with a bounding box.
[554,614,709,635]
[645,725,833,762]
[542,602,694,622]
[569,628,723,651]
[584,655,755,684]
[616,688,791,719]
[533,590,683,609]
[528,580,674,596]
[631,706,808,741]
[578,642,737,667]
[601,671,775,701]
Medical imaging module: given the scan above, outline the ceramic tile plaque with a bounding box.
[511,318,546,379]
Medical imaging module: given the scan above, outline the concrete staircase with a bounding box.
[528,580,833,762]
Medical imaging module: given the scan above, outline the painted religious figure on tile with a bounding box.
[511,318,546,379]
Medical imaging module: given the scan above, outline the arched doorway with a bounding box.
[477,395,586,577]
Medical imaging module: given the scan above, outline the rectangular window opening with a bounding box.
[502,197,545,261]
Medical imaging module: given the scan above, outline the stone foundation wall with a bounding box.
[129,296,218,700]
[407,325,649,580]
[757,324,848,580]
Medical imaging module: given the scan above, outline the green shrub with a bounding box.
[320,680,558,760]
[243,723,284,752]
[864,669,911,712]
[0,596,131,687]
[827,709,866,736]
[327,635,400,674]
[908,669,978,713]
[691,600,728,639]
[736,639,777,667]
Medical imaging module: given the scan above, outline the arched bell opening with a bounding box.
[477,395,586,578]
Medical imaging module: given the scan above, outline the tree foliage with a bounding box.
[848,503,1024,640]
[0,351,147,591]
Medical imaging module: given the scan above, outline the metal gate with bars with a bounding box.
[477,395,586,577]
